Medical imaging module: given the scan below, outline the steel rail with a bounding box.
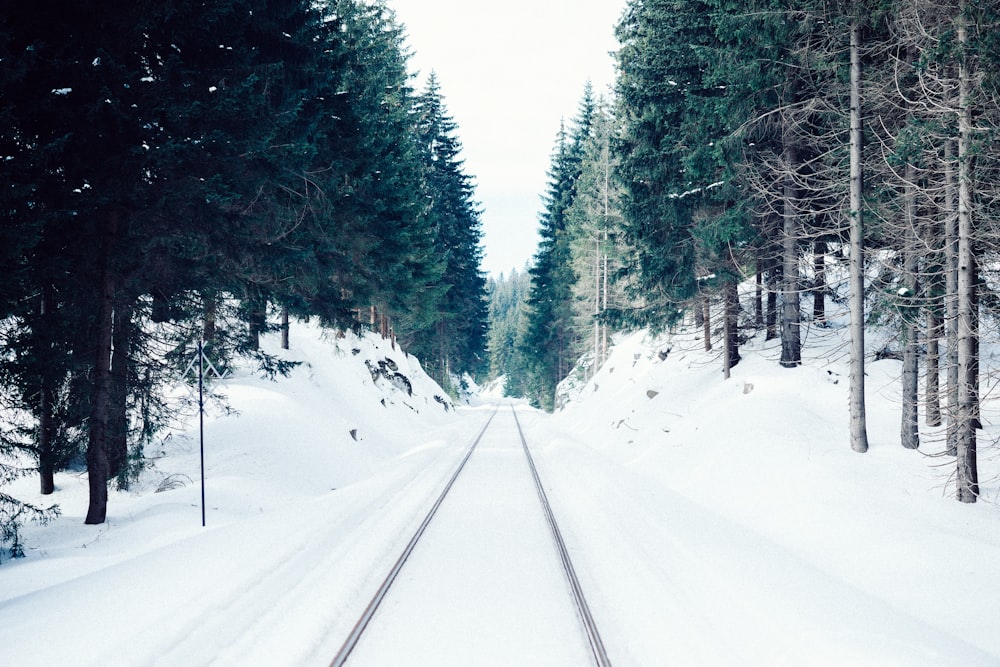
[511,405,613,667]
[329,407,498,667]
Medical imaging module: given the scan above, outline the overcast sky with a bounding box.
[387,0,628,278]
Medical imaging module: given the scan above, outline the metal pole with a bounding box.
[199,340,206,527]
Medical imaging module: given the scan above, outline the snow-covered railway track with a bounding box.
[511,405,612,667]
[329,404,611,667]
[328,406,498,666]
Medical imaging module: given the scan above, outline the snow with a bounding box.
[2,316,999,665]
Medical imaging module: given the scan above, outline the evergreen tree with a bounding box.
[522,85,595,409]
[613,1,706,330]
[0,0,468,530]
[565,98,627,374]
[403,72,488,386]
[485,270,533,397]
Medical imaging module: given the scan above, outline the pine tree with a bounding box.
[403,72,488,386]
[485,270,532,397]
[613,1,707,330]
[565,98,627,374]
[522,85,595,409]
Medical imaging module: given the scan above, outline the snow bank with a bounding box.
[0,321,481,665]
[548,321,1000,663]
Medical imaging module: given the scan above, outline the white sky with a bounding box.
[387,0,628,278]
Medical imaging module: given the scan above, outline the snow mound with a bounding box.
[550,320,1000,662]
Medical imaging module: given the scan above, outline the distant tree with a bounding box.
[565,98,627,375]
[486,270,533,397]
[522,85,595,409]
[403,72,488,386]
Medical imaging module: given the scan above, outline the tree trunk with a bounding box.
[601,246,609,366]
[926,307,942,427]
[848,21,869,453]
[702,296,712,352]
[85,213,120,525]
[901,162,920,450]
[281,305,290,350]
[812,239,827,324]
[755,261,764,328]
[780,139,801,368]
[944,137,959,455]
[203,292,217,344]
[594,235,601,376]
[38,285,56,495]
[723,281,740,378]
[249,297,266,351]
[766,261,778,341]
[955,11,978,502]
[108,299,132,481]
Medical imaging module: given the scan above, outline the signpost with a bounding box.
[181,340,227,526]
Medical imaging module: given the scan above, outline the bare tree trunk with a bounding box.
[812,239,827,324]
[203,292,217,344]
[955,10,978,502]
[86,213,120,525]
[766,261,778,341]
[723,281,740,379]
[901,163,920,450]
[602,244,609,365]
[944,138,960,455]
[246,291,266,351]
[848,20,869,453]
[780,142,802,368]
[281,305,290,350]
[702,296,712,352]
[38,286,56,495]
[594,235,601,375]
[926,308,942,427]
[108,299,132,481]
[755,261,764,328]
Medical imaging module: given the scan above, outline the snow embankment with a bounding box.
[0,321,485,665]
[546,323,1000,663]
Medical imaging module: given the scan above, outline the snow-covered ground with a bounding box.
[1,316,998,665]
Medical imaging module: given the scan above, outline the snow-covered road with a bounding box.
[343,406,594,665]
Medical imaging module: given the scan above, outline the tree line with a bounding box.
[0,0,487,556]
[516,0,999,503]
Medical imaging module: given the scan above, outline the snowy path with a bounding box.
[340,406,595,666]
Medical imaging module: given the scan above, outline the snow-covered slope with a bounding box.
[550,321,1000,663]
[0,321,483,665]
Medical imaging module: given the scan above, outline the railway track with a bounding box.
[329,404,611,667]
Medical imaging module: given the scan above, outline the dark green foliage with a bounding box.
[401,73,488,385]
[0,0,486,536]
[486,270,532,397]
[612,1,709,329]
[522,86,596,409]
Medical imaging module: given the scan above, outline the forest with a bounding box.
[4,0,1000,559]
[0,0,487,552]
[502,0,1000,506]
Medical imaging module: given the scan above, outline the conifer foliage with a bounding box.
[0,0,486,548]
[404,73,488,388]
[521,86,596,409]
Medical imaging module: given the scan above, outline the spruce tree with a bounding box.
[486,270,532,397]
[523,85,595,409]
[403,72,488,386]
